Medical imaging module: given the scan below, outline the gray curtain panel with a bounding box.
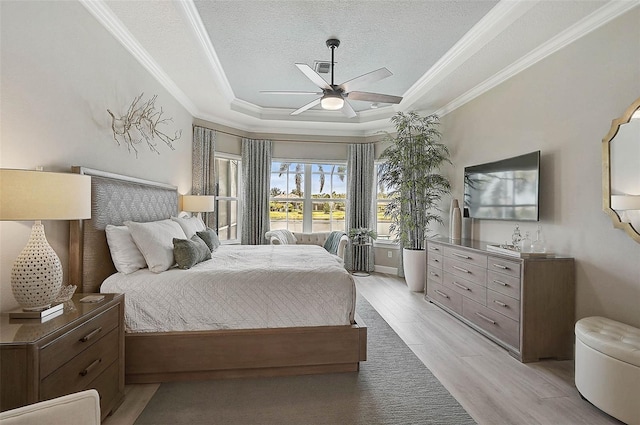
[346,143,376,272]
[192,126,216,229]
[241,138,272,245]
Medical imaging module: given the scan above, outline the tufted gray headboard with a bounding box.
[69,167,178,294]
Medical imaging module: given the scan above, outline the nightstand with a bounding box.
[0,293,124,421]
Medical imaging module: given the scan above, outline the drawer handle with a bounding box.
[492,279,509,287]
[80,358,102,377]
[79,327,102,342]
[432,258,440,263]
[430,247,440,251]
[429,271,440,277]
[475,312,496,325]
[453,281,470,291]
[452,265,470,274]
[435,290,449,299]
[493,300,508,308]
[452,252,471,259]
[492,263,509,270]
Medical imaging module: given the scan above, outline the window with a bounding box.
[270,162,347,233]
[215,156,241,243]
[375,163,395,242]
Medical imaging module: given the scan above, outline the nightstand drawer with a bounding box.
[40,305,119,379]
[40,327,119,400]
[88,360,120,416]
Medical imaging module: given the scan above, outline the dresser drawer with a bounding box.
[428,253,443,270]
[487,270,521,300]
[463,298,519,349]
[444,273,487,305]
[488,256,521,279]
[40,305,119,379]
[427,266,444,284]
[487,290,520,322]
[427,242,444,255]
[443,246,487,268]
[427,282,462,314]
[444,257,487,286]
[40,327,119,400]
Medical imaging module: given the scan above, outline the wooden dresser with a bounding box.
[425,238,575,362]
[0,293,124,420]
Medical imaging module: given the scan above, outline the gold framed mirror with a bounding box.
[602,96,640,243]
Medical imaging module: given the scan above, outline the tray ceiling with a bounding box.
[88,0,633,136]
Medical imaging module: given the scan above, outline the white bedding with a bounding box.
[101,244,356,333]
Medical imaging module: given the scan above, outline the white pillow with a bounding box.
[126,219,187,273]
[171,215,206,239]
[105,225,147,274]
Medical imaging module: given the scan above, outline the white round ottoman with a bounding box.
[575,316,640,425]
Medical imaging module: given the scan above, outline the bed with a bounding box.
[69,167,366,384]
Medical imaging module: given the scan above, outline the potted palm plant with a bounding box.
[378,112,451,291]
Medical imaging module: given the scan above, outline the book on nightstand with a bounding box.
[8,302,64,319]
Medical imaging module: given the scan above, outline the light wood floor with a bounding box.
[104,273,620,425]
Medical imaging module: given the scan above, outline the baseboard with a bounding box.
[374,265,398,275]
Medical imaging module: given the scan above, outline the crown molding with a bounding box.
[78,0,198,115]
[177,0,235,103]
[400,0,539,109]
[435,0,640,118]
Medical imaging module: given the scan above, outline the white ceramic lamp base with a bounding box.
[11,222,63,311]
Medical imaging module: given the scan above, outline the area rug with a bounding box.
[135,296,475,425]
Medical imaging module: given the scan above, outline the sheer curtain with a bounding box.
[241,138,272,245]
[192,126,216,228]
[346,143,376,272]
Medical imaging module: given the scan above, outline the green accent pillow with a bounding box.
[196,228,221,252]
[173,235,211,269]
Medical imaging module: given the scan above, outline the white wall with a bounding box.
[0,1,193,311]
[440,8,640,327]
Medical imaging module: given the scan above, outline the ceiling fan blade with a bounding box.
[295,64,331,90]
[260,90,323,95]
[290,98,321,115]
[339,68,392,93]
[347,91,403,104]
[340,100,357,118]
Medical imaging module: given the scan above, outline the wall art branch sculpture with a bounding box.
[107,93,182,157]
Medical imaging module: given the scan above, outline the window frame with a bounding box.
[374,161,398,246]
[214,153,242,245]
[269,160,347,233]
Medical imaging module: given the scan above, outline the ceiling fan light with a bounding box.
[320,94,344,110]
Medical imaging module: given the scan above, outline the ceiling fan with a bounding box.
[260,38,403,118]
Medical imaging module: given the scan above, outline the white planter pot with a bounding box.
[403,248,426,292]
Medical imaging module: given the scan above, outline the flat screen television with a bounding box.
[463,150,540,221]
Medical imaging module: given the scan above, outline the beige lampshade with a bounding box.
[182,195,215,213]
[611,195,640,211]
[0,169,92,221]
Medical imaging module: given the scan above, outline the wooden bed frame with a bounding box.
[69,167,366,384]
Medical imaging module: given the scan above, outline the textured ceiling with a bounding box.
[93,0,630,136]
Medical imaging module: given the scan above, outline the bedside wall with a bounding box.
[0,1,192,311]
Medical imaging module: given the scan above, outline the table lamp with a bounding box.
[182,194,215,219]
[0,169,91,311]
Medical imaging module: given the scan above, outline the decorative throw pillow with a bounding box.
[173,235,211,269]
[126,219,187,273]
[196,228,221,252]
[105,225,147,274]
[171,215,206,239]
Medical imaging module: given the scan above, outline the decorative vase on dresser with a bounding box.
[425,237,575,363]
